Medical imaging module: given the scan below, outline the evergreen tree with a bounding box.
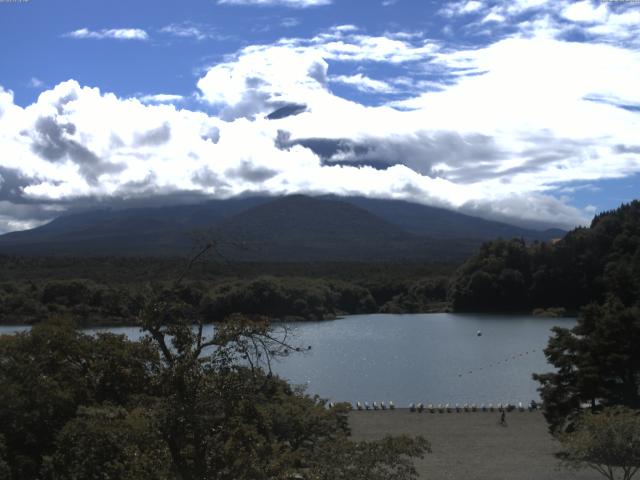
[449,200,640,313]
[534,299,640,433]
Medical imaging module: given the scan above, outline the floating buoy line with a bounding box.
[455,348,539,378]
[323,347,545,412]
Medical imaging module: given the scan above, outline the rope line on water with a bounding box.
[456,348,539,378]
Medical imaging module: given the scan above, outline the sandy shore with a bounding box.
[348,409,601,480]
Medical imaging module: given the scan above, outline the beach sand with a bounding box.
[349,409,601,480]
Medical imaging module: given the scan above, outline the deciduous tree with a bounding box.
[559,406,640,480]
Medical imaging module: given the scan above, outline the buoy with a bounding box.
[477,330,482,336]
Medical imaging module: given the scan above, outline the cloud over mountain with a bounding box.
[2,1,640,233]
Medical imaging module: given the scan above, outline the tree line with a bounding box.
[0,273,451,326]
[449,201,640,312]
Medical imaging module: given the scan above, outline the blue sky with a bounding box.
[2,0,445,107]
[0,0,639,232]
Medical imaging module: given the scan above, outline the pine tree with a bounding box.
[534,299,640,433]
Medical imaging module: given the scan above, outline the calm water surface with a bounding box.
[0,313,574,406]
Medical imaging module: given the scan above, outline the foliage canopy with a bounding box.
[559,406,640,480]
[0,288,429,479]
[534,300,640,433]
[449,201,640,312]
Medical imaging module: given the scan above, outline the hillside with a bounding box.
[0,195,564,260]
[211,195,441,261]
[449,200,640,311]
[337,196,565,241]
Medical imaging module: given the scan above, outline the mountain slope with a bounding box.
[333,196,564,241]
[0,195,565,260]
[0,197,270,255]
[210,195,453,261]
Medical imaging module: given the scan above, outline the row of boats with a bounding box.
[334,401,539,412]
[407,401,537,412]
[354,401,395,410]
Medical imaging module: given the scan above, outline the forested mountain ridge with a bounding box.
[449,200,640,312]
[0,195,563,260]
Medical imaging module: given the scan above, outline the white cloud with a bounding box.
[278,29,439,63]
[159,23,212,40]
[440,0,551,19]
[217,0,331,7]
[462,1,484,13]
[196,30,639,226]
[331,74,398,93]
[4,22,640,231]
[280,17,300,27]
[138,94,185,104]
[562,1,608,23]
[584,204,597,214]
[0,201,62,233]
[196,46,329,119]
[504,0,551,16]
[440,0,640,46]
[481,10,506,23]
[28,77,44,88]
[584,9,640,45]
[440,0,486,17]
[65,28,149,41]
[332,24,359,32]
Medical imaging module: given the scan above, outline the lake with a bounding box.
[0,313,574,407]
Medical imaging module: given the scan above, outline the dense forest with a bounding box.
[2,201,640,326]
[449,201,640,313]
[0,258,452,325]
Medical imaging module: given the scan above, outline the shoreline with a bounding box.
[0,307,576,329]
